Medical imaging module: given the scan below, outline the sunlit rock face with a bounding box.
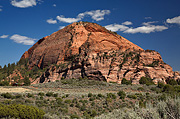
[21,22,179,84]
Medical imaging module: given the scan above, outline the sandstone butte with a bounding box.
[21,21,180,84]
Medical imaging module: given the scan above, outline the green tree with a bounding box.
[121,78,131,85]
[139,77,154,86]
[24,77,31,86]
[167,79,177,85]
[0,80,9,86]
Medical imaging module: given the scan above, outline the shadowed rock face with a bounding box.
[21,22,179,84]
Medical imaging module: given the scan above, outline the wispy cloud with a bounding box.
[122,21,132,25]
[58,26,65,30]
[145,17,152,19]
[166,16,180,25]
[46,18,57,24]
[105,21,168,34]
[56,10,110,23]
[0,6,2,11]
[53,4,56,7]
[56,15,81,23]
[142,21,158,26]
[105,24,129,32]
[11,0,37,8]
[0,35,9,38]
[10,34,37,45]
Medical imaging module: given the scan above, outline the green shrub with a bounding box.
[163,84,174,92]
[56,98,63,104]
[117,91,126,99]
[1,93,13,99]
[0,104,45,119]
[70,103,74,107]
[91,101,95,106]
[167,79,177,85]
[38,92,45,96]
[15,94,22,99]
[53,93,58,97]
[80,105,86,111]
[75,103,80,108]
[64,99,71,104]
[91,110,97,117]
[121,78,131,85]
[40,96,43,100]
[70,114,80,119]
[158,94,166,101]
[59,108,68,114]
[157,81,165,88]
[137,87,144,91]
[89,97,95,101]
[23,77,31,86]
[107,93,116,99]
[88,93,93,97]
[97,93,103,98]
[139,77,154,86]
[139,100,146,108]
[46,92,54,97]
[25,99,33,103]
[27,93,34,98]
[177,79,180,85]
[106,97,112,103]
[127,94,137,99]
[174,85,180,92]
[0,80,9,86]
[72,98,77,103]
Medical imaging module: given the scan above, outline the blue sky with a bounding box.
[0,0,180,71]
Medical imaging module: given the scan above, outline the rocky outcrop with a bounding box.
[21,21,179,84]
[31,49,177,84]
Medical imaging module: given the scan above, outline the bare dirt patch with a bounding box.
[0,87,33,93]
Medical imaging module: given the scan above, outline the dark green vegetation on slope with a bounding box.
[0,58,47,86]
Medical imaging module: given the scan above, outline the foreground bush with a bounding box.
[95,98,180,119]
[0,103,45,119]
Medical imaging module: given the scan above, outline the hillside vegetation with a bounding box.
[0,78,180,119]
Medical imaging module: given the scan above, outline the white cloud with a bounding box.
[56,15,81,23]
[0,35,9,38]
[0,6,2,11]
[11,0,37,8]
[122,21,132,25]
[10,34,37,45]
[142,21,158,26]
[46,18,57,24]
[53,4,56,7]
[145,17,152,19]
[166,16,180,25]
[56,10,110,23]
[79,10,111,21]
[59,26,65,30]
[124,25,168,34]
[105,21,168,34]
[105,24,129,32]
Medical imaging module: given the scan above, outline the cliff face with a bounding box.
[21,22,179,84]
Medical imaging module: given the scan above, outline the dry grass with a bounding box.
[0,87,33,93]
